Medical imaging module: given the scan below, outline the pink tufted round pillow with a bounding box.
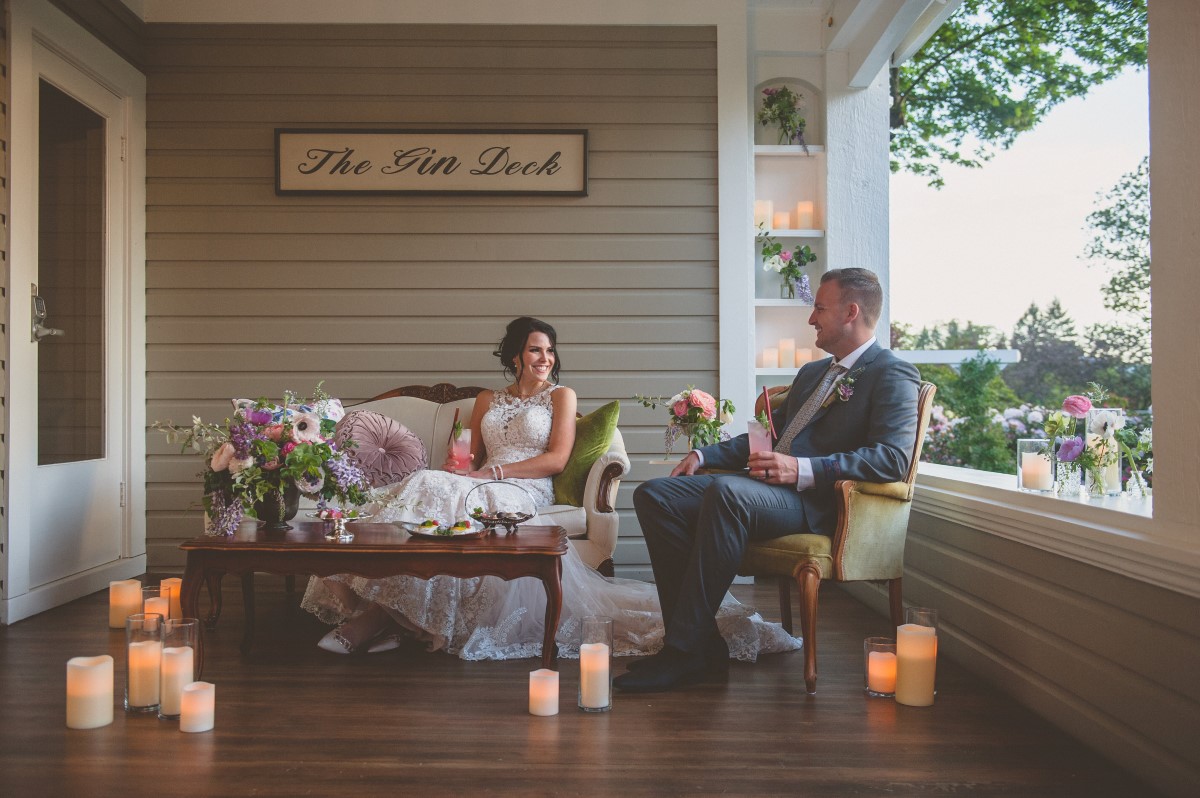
[334,410,427,488]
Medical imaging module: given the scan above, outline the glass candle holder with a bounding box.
[142,586,170,623]
[159,618,198,719]
[895,607,937,707]
[578,616,612,712]
[125,613,163,713]
[863,637,897,697]
[159,577,183,620]
[1016,439,1054,492]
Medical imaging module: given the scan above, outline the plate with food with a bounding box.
[401,518,486,540]
[307,508,373,522]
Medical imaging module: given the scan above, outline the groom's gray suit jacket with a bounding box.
[696,343,920,537]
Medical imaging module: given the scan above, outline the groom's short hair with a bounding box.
[821,268,882,327]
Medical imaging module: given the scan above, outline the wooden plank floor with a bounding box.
[0,576,1157,797]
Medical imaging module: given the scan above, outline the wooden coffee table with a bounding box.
[180,523,568,677]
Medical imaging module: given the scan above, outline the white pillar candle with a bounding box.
[109,580,142,629]
[795,348,813,364]
[795,200,815,228]
[895,623,937,706]
[160,646,195,717]
[144,596,170,621]
[778,338,796,369]
[867,651,897,695]
[160,578,183,620]
[1020,453,1053,491]
[127,640,162,708]
[772,210,791,229]
[180,682,216,733]
[579,643,611,709]
[528,669,559,716]
[753,200,774,227]
[66,655,114,729]
[762,347,779,368]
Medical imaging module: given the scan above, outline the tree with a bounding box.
[1002,299,1088,405]
[910,318,1005,350]
[890,0,1147,186]
[920,353,1018,473]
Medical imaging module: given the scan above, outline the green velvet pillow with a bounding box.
[552,400,620,507]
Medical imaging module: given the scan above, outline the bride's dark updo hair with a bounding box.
[494,316,562,384]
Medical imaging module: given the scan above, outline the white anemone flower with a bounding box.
[291,412,323,443]
[763,254,785,273]
[1088,410,1125,439]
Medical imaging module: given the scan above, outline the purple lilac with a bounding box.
[795,274,815,304]
[207,491,244,537]
[228,422,266,460]
[327,451,368,493]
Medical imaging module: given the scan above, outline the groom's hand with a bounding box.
[748,452,798,486]
[671,451,702,477]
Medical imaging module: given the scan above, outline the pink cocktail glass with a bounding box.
[748,420,772,454]
[448,428,472,473]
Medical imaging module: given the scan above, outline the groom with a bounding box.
[617,268,920,692]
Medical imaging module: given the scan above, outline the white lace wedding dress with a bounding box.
[301,384,801,661]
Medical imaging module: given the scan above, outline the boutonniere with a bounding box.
[822,366,866,409]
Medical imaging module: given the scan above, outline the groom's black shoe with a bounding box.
[614,643,727,693]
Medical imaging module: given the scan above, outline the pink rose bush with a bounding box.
[154,384,368,536]
[635,386,736,456]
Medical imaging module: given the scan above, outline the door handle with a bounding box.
[31,290,65,341]
[33,322,65,341]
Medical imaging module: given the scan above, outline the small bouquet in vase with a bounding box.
[634,387,735,457]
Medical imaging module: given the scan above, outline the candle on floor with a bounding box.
[894,624,937,706]
[66,655,114,729]
[160,578,183,620]
[778,338,796,369]
[127,640,162,710]
[795,348,813,364]
[762,347,779,368]
[160,646,195,718]
[579,643,611,710]
[868,651,897,694]
[795,200,815,228]
[144,595,170,621]
[528,669,559,716]
[180,682,216,733]
[772,210,791,230]
[109,580,142,629]
[753,200,774,227]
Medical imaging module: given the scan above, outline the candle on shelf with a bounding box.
[894,624,937,706]
[127,639,162,710]
[761,347,779,368]
[179,682,215,733]
[795,348,813,364]
[528,669,559,716]
[795,200,815,228]
[109,579,142,629]
[753,200,774,227]
[160,578,183,620]
[772,210,791,230]
[778,338,796,369]
[66,655,114,729]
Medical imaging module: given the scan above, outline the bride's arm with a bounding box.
[469,387,577,480]
[444,389,492,473]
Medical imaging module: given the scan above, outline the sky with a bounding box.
[889,68,1150,337]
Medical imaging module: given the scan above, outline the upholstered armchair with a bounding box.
[737,381,937,693]
[350,384,630,576]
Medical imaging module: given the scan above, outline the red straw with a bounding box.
[759,386,777,440]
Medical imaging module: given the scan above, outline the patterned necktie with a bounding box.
[773,362,847,453]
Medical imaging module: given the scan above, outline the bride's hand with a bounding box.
[442,454,472,475]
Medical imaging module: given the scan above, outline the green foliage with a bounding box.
[756,86,807,146]
[910,319,1006,350]
[890,0,1147,186]
[1002,299,1089,405]
[918,354,1018,472]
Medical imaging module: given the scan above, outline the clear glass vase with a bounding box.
[1056,462,1081,497]
[1084,408,1124,496]
[781,280,795,300]
[1125,470,1149,499]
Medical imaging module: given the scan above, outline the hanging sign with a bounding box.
[275,128,588,196]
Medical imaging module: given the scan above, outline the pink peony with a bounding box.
[1062,395,1092,419]
[210,442,234,472]
[265,424,285,442]
[673,400,690,419]
[280,441,297,458]
[689,390,717,420]
[780,250,792,262]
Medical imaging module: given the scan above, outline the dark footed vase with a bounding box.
[254,482,300,531]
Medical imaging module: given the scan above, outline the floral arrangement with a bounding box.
[1043,383,1147,496]
[154,384,369,536]
[634,387,735,456]
[756,86,807,147]
[757,225,817,301]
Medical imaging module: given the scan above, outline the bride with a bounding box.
[301,317,800,662]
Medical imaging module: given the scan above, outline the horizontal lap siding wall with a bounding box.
[144,24,717,571]
[843,513,1200,797]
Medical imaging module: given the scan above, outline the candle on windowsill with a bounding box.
[795,200,815,229]
[1020,453,1053,491]
[778,338,796,369]
[761,348,779,368]
[528,669,559,716]
[109,580,142,629]
[66,655,114,729]
[179,682,215,733]
[894,624,937,706]
[160,578,183,620]
[753,200,774,227]
[772,211,791,230]
[579,643,611,710]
